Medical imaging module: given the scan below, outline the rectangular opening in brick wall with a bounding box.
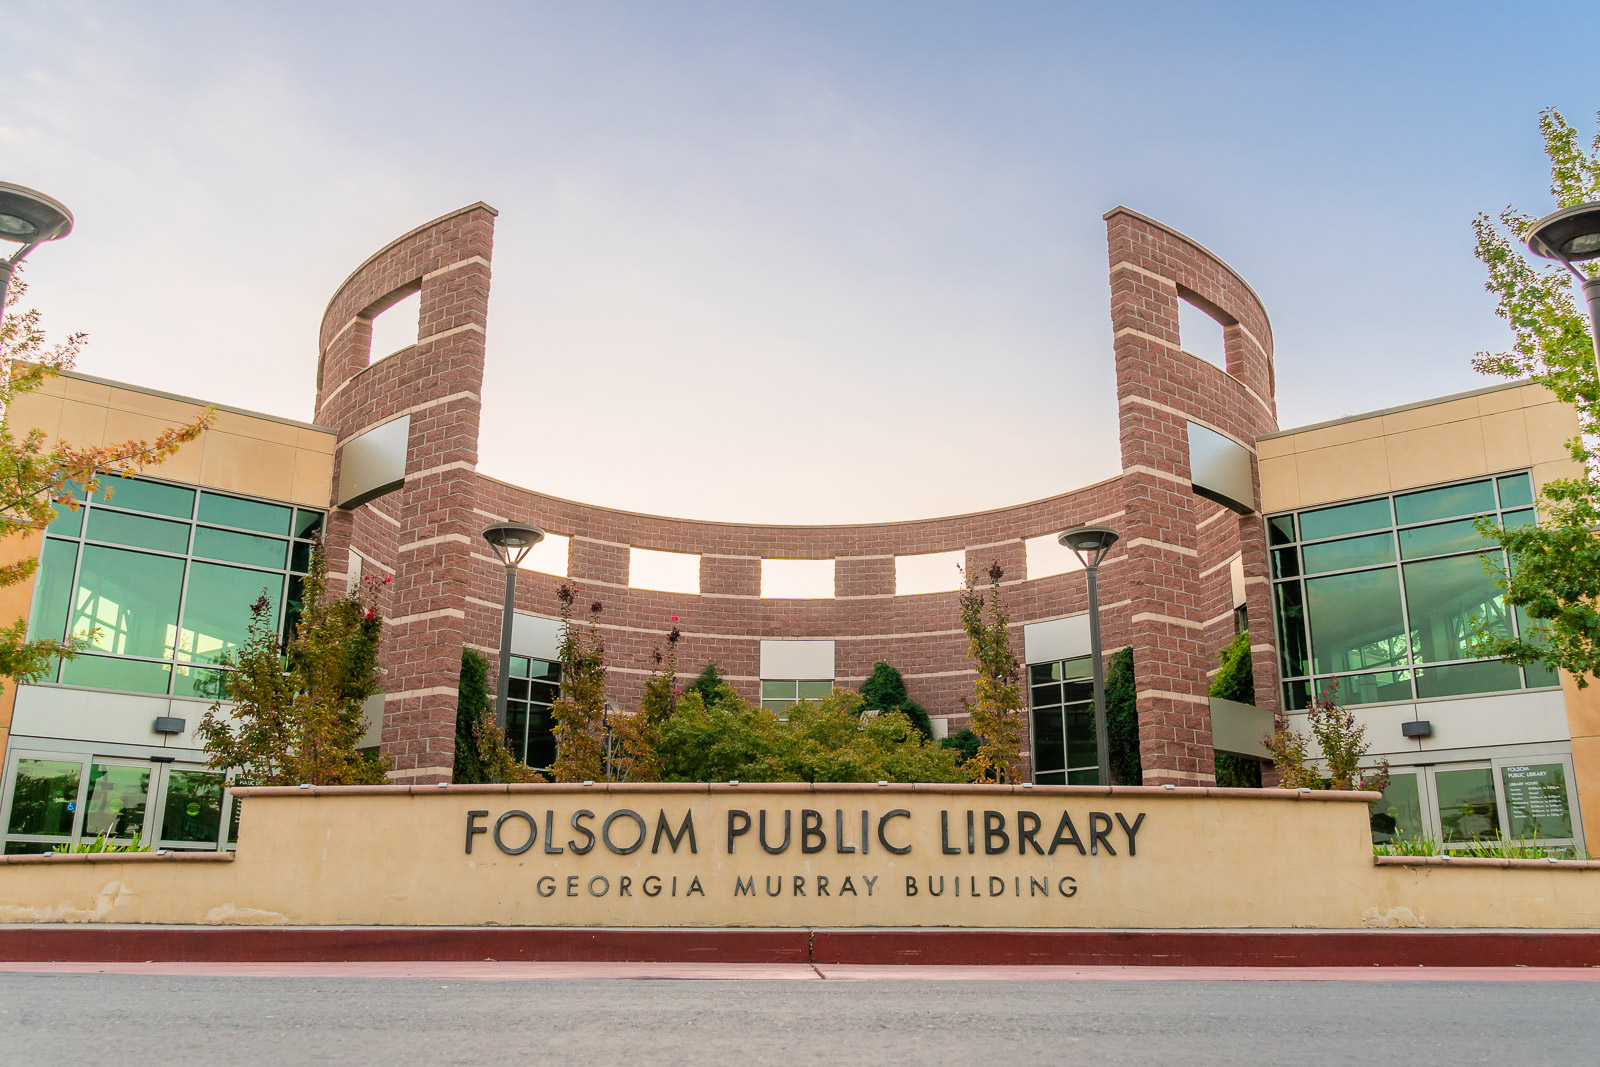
[894,550,964,595]
[630,547,700,595]
[1024,533,1086,580]
[368,290,421,364]
[1178,295,1226,369]
[517,532,570,577]
[761,558,835,599]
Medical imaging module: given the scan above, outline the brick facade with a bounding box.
[313,204,1280,786]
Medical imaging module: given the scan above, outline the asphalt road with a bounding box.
[1,973,1597,1065]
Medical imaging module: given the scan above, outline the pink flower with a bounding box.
[670,616,679,622]
[383,576,392,584]
[364,608,376,620]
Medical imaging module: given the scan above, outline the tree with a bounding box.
[1469,108,1600,684]
[1208,631,1255,705]
[858,660,933,738]
[1263,684,1389,793]
[453,649,493,784]
[1104,646,1143,786]
[688,662,727,706]
[958,561,1025,783]
[940,728,981,766]
[655,687,965,784]
[0,273,208,691]
[545,583,609,782]
[197,542,388,785]
[611,625,680,782]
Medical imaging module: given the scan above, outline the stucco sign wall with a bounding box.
[3,783,1600,929]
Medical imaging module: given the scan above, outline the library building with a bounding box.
[0,204,1591,857]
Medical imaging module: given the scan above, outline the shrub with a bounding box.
[859,660,932,738]
[453,648,493,784]
[1264,683,1389,792]
[688,662,727,707]
[940,728,981,765]
[1104,647,1142,786]
[1209,631,1255,705]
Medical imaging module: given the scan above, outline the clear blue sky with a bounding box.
[4,2,1596,523]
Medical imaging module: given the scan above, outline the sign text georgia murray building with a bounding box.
[4,783,1600,929]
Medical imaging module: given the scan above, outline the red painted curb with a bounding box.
[811,930,1600,968]
[2,927,1599,968]
[0,927,811,965]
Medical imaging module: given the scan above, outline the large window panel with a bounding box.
[5,758,80,836]
[1273,582,1309,678]
[178,562,282,665]
[1298,498,1392,541]
[28,538,77,646]
[95,478,194,519]
[1395,480,1497,526]
[85,509,190,554]
[1402,553,1511,664]
[70,545,185,659]
[160,771,225,843]
[82,763,149,840]
[1305,568,1408,675]
[1301,533,1395,574]
[1414,660,1524,700]
[197,492,292,536]
[58,654,173,695]
[1369,772,1422,845]
[1501,763,1573,841]
[1436,766,1500,843]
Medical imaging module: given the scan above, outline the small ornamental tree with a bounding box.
[959,561,1025,783]
[1468,108,1600,684]
[453,648,493,784]
[1104,646,1142,786]
[546,583,609,782]
[1263,683,1390,793]
[0,273,209,691]
[859,660,933,738]
[688,661,726,706]
[197,541,388,785]
[612,623,681,782]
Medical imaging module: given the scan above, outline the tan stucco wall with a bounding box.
[10,371,335,509]
[0,530,41,757]
[2,784,1597,929]
[1258,381,1581,514]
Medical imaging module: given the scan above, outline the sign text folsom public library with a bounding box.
[464,804,1146,902]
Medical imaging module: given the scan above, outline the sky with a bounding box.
[3,2,1598,524]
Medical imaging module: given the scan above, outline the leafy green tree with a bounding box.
[546,583,609,782]
[688,662,727,706]
[1104,646,1142,786]
[1208,632,1262,787]
[940,727,981,765]
[198,542,388,785]
[959,562,1025,782]
[0,273,208,693]
[1469,108,1600,684]
[453,649,493,783]
[612,626,680,782]
[858,660,932,738]
[656,688,965,784]
[1263,684,1389,793]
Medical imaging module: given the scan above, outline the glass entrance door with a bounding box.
[1,750,236,854]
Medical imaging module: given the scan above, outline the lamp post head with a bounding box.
[0,183,74,250]
[1526,201,1600,264]
[1059,525,1120,569]
[482,521,544,567]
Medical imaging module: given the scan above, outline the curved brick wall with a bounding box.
[313,204,1278,785]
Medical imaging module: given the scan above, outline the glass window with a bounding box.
[82,764,149,840]
[178,562,282,666]
[1501,763,1572,841]
[70,545,185,659]
[160,771,225,843]
[1399,519,1494,560]
[1394,480,1495,526]
[290,540,312,573]
[1271,547,1300,579]
[293,509,325,538]
[85,509,190,554]
[1274,581,1309,678]
[28,538,78,646]
[1031,707,1065,778]
[172,664,231,700]
[1369,772,1422,845]
[47,500,83,537]
[197,492,292,536]
[1403,554,1511,664]
[1317,669,1413,706]
[1298,498,1392,542]
[1497,473,1534,509]
[1305,568,1408,675]
[6,758,81,836]
[1436,766,1500,844]
[1301,533,1395,574]
[1268,514,1295,546]
[504,658,561,768]
[58,654,173,695]
[1503,508,1537,530]
[1029,658,1099,784]
[95,477,194,519]
[192,527,289,570]
[797,680,833,700]
[1414,660,1524,699]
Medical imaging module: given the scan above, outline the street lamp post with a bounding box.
[1060,525,1120,785]
[0,183,75,314]
[482,522,544,733]
[1525,201,1600,387]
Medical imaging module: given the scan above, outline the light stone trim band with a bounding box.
[1124,537,1198,557]
[422,255,491,281]
[1122,464,1194,487]
[339,391,481,445]
[1137,690,1211,705]
[1131,611,1203,629]
[416,322,486,347]
[400,533,472,552]
[1119,395,1257,454]
[389,607,467,626]
[1200,551,1242,579]
[384,687,458,702]
[1109,260,1180,288]
[407,460,478,482]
